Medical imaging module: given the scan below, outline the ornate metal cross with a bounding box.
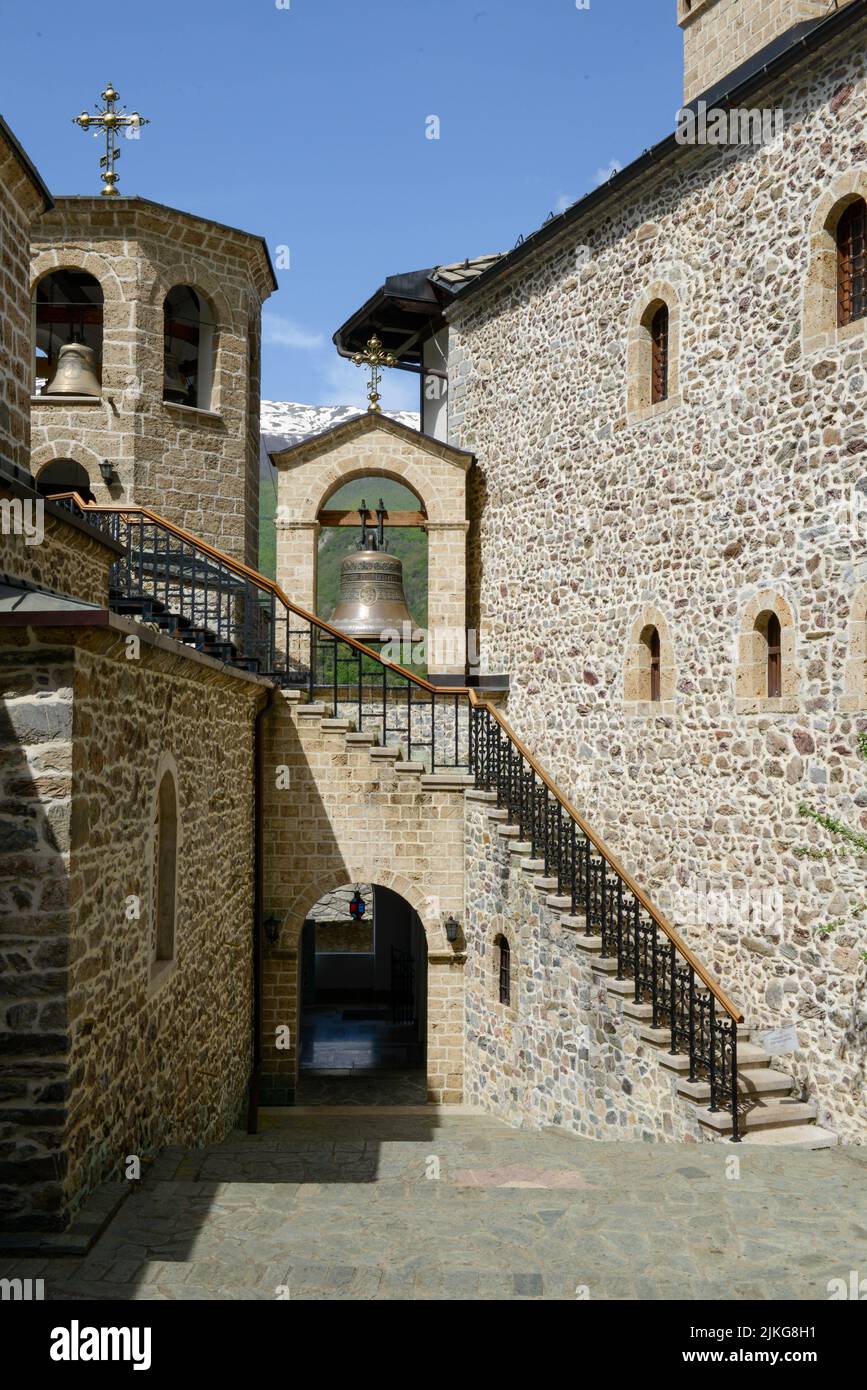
[352,334,398,413]
[73,83,149,197]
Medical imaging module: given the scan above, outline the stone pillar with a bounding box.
[260,948,298,1104]
[276,519,319,612]
[426,953,465,1103]
[426,521,470,675]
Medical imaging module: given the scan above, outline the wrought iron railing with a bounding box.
[56,492,744,1137]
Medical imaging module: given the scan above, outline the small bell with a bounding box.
[163,351,189,404]
[44,341,101,397]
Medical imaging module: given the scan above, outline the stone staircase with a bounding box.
[472,789,839,1150]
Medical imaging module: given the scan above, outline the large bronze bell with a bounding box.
[44,340,102,397]
[329,499,414,641]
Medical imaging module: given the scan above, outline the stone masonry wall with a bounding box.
[261,692,467,1103]
[0,508,113,607]
[678,0,844,104]
[0,132,45,470]
[0,623,262,1228]
[449,31,867,1142]
[464,795,704,1141]
[31,198,274,567]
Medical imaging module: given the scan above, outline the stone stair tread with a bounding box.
[621,999,654,1019]
[679,1067,793,1102]
[508,841,534,855]
[730,1124,838,1149]
[369,746,401,760]
[465,788,498,803]
[321,718,355,731]
[421,774,475,788]
[345,731,378,744]
[533,877,559,891]
[520,859,546,873]
[698,1100,817,1132]
[546,894,573,910]
[497,824,522,837]
[394,762,426,774]
[297,703,328,716]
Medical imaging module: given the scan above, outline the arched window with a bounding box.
[35,459,94,503]
[33,270,104,397]
[163,285,216,409]
[650,303,669,405]
[495,934,511,1006]
[837,198,867,328]
[151,770,178,971]
[765,612,782,699]
[645,625,661,702]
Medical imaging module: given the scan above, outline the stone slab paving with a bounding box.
[2,1111,865,1301]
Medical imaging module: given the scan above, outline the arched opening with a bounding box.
[762,611,782,699]
[151,770,178,976]
[837,197,867,328]
[649,302,669,404]
[297,882,428,1104]
[163,285,216,409]
[33,269,104,397]
[494,934,511,1006]
[35,458,95,503]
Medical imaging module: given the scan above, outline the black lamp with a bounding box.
[263,914,281,945]
[99,459,117,486]
[444,915,460,945]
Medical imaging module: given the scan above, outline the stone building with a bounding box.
[3,0,867,1241]
[30,197,276,567]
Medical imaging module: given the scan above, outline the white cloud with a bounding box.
[315,352,420,415]
[555,193,573,213]
[262,314,325,350]
[592,158,623,187]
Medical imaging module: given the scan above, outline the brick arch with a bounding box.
[804,169,867,352]
[142,267,235,334]
[298,461,444,527]
[30,251,124,306]
[736,590,799,711]
[30,441,108,500]
[280,869,449,955]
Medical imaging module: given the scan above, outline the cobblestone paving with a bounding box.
[3,1112,866,1301]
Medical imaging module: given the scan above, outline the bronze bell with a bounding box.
[163,350,189,404]
[329,498,414,641]
[44,341,101,397]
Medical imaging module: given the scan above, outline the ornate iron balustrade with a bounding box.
[470,702,743,1140]
[56,492,744,1136]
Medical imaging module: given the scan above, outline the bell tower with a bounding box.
[678,0,844,104]
[30,197,276,567]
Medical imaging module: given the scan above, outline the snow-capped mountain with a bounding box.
[260,401,419,476]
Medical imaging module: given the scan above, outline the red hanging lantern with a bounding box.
[349,887,366,920]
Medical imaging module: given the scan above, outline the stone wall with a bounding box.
[0,623,263,1229]
[448,29,867,1142]
[0,127,47,470]
[260,693,467,1103]
[464,795,704,1141]
[30,198,275,567]
[0,506,114,606]
[678,0,841,103]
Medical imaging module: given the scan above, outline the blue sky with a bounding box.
[1,0,682,412]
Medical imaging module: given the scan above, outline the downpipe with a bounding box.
[247,683,276,1135]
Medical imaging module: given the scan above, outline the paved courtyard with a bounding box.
[4,1110,866,1301]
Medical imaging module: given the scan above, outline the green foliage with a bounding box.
[798,802,867,855]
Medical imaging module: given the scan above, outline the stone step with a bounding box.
[321,718,355,732]
[652,1038,767,1070]
[622,999,654,1020]
[296,703,328,718]
[591,957,618,975]
[520,859,546,874]
[369,746,401,761]
[533,877,559,892]
[545,894,573,911]
[606,977,636,997]
[465,789,497,804]
[678,1066,793,1104]
[394,762,426,776]
[697,1099,817,1134]
[345,731,379,746]
[509,841,534,856]
[728,1124,838,1149]
[497,824,522,838]
[421,774,475,791]
[486,807,511,821]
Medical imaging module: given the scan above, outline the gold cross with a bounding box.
[73,83,149,197]
[352,334,398,413]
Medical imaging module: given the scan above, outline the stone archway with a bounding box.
[270,412,474,674]
[260,869,463,1107]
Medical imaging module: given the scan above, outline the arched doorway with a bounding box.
[35,458,95,502]
[297,883,428,1105]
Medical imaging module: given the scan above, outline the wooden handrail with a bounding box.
[60,491,742,1022]
[468,691,743,1021]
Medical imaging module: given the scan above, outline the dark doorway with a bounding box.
[298,884,427,1105]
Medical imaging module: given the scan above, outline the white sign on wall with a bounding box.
[757,1023,801,1057]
